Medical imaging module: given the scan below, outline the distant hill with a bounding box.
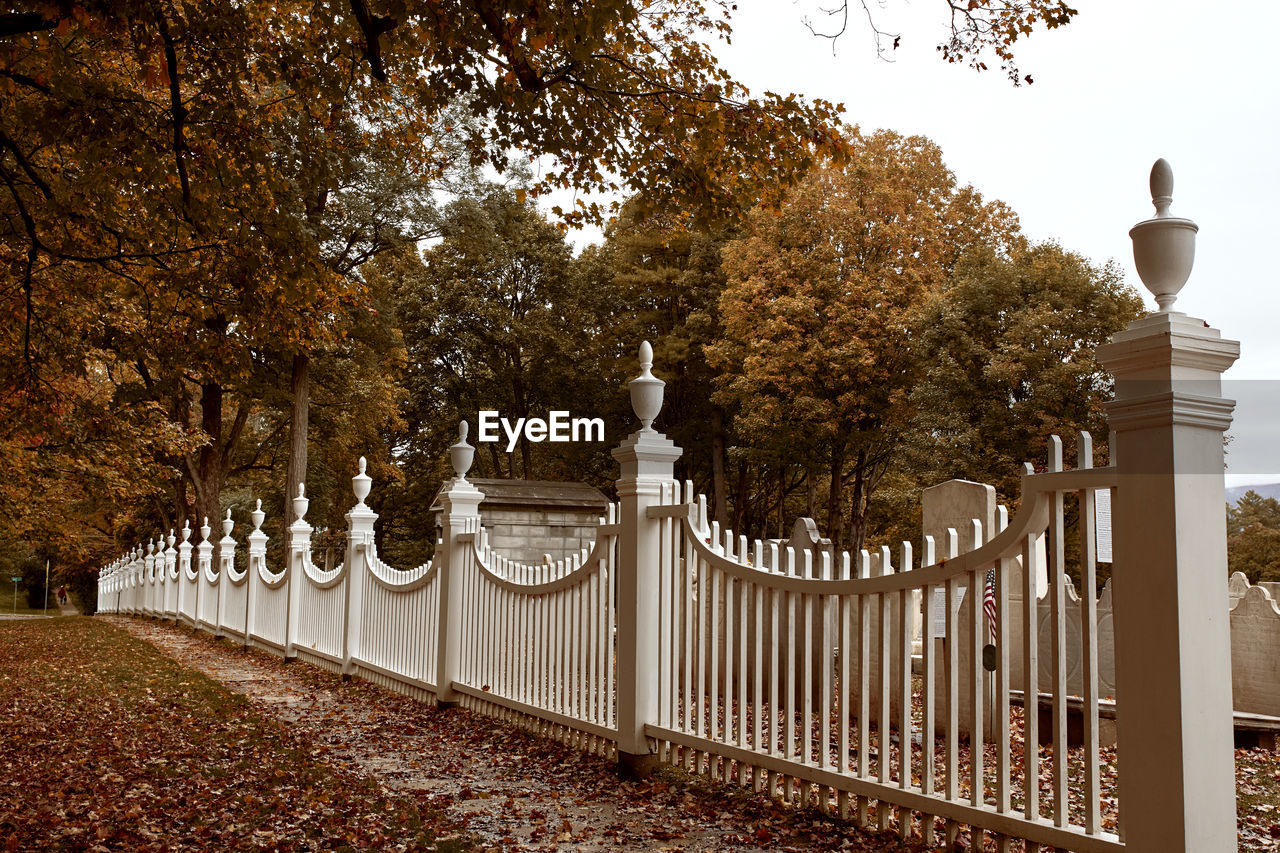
[1227,483,1280,504]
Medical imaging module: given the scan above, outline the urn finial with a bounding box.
[1150,158,1174,218]
[251,499,265,532]
[1130,158,1198,313]
[222,509,234,538]
[292,483,309,523]
[449,420,475,479]
[199,517,211,542]
[180,520,191,543]
[352,456,372,505]
[629,340,665,431]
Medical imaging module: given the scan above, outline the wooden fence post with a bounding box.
[285,486,311,660]
[136,545,145,615]
[195,519,212,628]
[177,522,192,624]
[144,539,157,616]
[215,511,234,638]
[436,422,483,706]
[613,341,681,777]
[343,459,376,677]
[1097,159,1239,852]
[246,500,266,647]
[163,530,176,619]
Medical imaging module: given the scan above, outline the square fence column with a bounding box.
[215,511,234,639]
[176,522,192,624]
[612,342,682,776]
[343,459,377,677]
[246,501,267,646]
[1097,160,1240,853]
[436,423,483,706]
[285,486,312,659]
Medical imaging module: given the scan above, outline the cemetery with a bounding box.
[4,3,1279,852]
[91,163,1275,852]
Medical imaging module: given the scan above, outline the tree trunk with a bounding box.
[193,380,224,553]
[848,448,868,553]
[511,365,532,479]
[777,464,786,538]
[487,442,505,478]
[183,317,251,559]
[711,407,728,527]
[173,478,190,534]
[153,496,173,541]
[284,352,310,521]
[826,445,846,549]
[731,458,749,534]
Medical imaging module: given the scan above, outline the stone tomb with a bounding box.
[430,478,608,565]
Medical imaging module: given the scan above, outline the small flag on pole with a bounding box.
[983,566,997,644]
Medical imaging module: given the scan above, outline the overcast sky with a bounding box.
[717,0,1280,485]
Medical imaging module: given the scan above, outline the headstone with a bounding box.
[921,478,1048,736]
[922,480,995,553]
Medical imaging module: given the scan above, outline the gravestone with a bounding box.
[922,479,1048,737]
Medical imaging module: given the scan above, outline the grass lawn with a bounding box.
[0,581,52,617]
[0,617,469,852]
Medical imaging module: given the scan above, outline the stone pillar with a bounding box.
[1096,159,1239,853]
[612,342,682,776]
[436,422,483,706]
[285,487,311,659]
[343,459,377,676]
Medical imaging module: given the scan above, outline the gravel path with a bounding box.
[106,616,910,853]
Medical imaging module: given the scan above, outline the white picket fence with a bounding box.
[97,165,1244,853]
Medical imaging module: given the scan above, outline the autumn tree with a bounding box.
[904,242,1143,501]
[2,0,1079,583]
[709,129,1020,551]
[1228,492,1280,583]
[579,198,743,521]
[390,185,603,480]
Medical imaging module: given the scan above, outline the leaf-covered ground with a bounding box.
[102,617,926,852]
[6,616,1278,852]
[0,617,465,852]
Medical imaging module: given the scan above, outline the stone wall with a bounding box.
[479,507,602,564]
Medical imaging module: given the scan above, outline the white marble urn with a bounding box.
[629,340,665,431]
[449,420,475,479]
[1129,158,1198,312]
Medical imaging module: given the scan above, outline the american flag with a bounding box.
[983,567,997,643]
